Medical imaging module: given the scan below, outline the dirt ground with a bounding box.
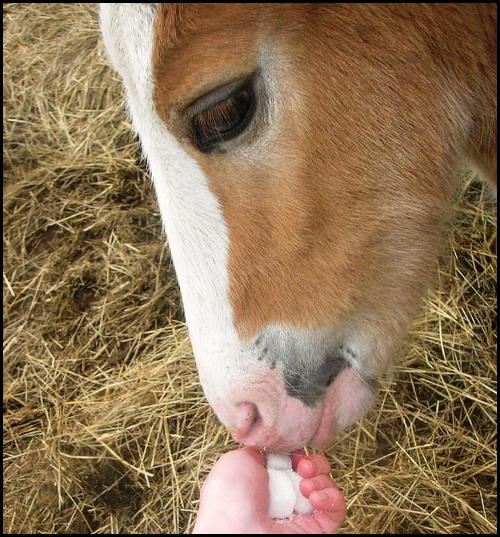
[3,4,497,534]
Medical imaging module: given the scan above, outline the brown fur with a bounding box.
[153,4,496,358]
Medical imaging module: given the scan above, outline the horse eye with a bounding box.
[190,78,256,152]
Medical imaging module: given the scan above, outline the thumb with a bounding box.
[200,447,270,516]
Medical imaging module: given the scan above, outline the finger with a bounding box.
[313,488,347,533]
[291,449,306,470]
[296,454,331,478]
[299,474,334,497]
[310,487,343,512]
[314,509,346,534]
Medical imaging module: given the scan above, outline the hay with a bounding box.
[3,4,496,534]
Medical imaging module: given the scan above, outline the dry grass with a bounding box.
[3,4,496,534]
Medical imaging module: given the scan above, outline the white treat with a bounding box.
[267,453,293,471]
[267,454,314,519]
[267,468,297,519]
[288,470,315,514]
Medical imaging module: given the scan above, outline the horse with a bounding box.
[100,3,496,452]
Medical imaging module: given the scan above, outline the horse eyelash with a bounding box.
[193,97,240,139]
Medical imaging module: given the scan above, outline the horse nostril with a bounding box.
[234,401,260,438]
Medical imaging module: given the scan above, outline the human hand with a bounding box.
[193,447,346,534]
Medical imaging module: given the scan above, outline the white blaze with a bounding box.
[99,4,261,403]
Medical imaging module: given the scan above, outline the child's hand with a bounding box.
[193,447,346,534]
